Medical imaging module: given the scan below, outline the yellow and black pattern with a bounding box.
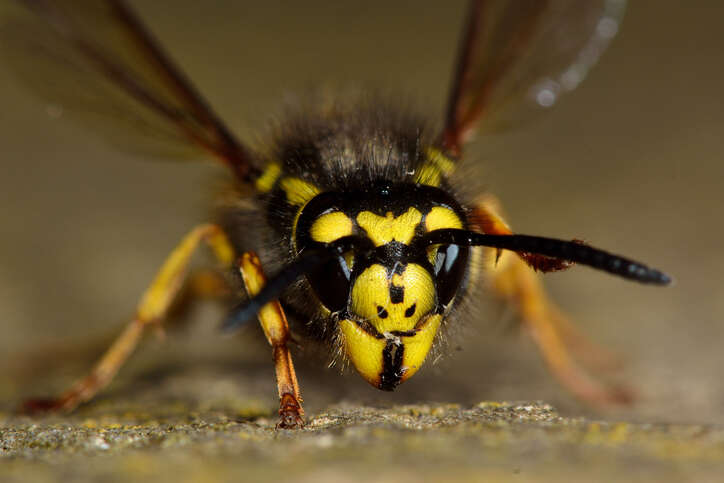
[13,0,669,421]
[288,181,469,389]
[221,101,470,391]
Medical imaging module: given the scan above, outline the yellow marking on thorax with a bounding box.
[356,207,422,247]
[280,177,320,206]
[310,211,354,243]
[255,163,281,192]
[414,147,456,187]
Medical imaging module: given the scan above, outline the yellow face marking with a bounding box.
[350,263,435,334]
[339,319,387,387]
[338,312,442,388]
[280,177,320,206]
[424,206,464,264]
[310,211,354,243]
[356,207,423,247]
[414,147,456,187]
[425,206,463,232]
[254,162,281,193]
[399,314,442,382]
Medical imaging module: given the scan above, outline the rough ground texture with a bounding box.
[2,389,724,482]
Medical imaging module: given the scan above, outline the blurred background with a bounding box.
[0,1,721,424]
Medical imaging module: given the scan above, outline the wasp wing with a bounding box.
[0,0,255,180]
[441,0,626,155]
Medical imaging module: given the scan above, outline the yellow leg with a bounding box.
[238,252,304,429]
[471,195,632,407]
[164,268,234,323]
[22,224,235,413]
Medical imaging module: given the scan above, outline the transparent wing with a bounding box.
[441,0,626,155]
[0,0,255,180]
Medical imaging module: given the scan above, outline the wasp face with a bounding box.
[294,184,469,390]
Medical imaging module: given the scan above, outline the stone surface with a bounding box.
[2,395,724,482]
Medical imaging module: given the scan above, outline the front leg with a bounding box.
[22,224,236,413]
[470,195,632,407]
[238,252,304,429]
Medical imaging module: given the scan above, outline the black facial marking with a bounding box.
[390,285,405,304]
[379,341,405,391]
[291,184,470,328]
[404,303,416,318]
[377,306,389,319]
[392,263,405,275]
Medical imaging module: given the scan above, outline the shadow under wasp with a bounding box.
[3,0,670,428]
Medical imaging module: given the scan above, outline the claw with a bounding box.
[276,392,305,429]
[20,394,75,415]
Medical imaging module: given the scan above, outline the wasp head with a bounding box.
[294,184,469,390]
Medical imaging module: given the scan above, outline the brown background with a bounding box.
[1,1,722,424]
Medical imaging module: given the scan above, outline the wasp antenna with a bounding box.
[419,229,671,286]
[221,236,372,333]
[221,251,323,334]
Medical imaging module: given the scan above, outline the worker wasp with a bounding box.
[4,0,670,428]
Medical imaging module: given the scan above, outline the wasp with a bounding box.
[4,0,669,428]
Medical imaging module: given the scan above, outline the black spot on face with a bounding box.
[390,285,404,304]
[404,303,416,318]
[377,306,389,319]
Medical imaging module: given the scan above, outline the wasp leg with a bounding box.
[238,252,304,429]
[22,224,235,414]
[470,195,632,407]
[9,268,232,385]
[164,268,234,324]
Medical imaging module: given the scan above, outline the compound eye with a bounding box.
[433,244,469,305]
[306,254,352,313]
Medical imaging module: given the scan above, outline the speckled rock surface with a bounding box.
[2,397,724,483]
